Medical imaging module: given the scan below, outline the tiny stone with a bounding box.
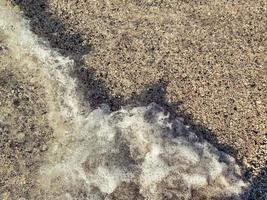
[199,87,205,97]
[41,144,48,152]
[16,132,25,143]
[181,73,188,78]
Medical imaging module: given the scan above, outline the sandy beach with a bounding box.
[0,0,266,199]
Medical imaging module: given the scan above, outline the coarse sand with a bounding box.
[1,0,267,199]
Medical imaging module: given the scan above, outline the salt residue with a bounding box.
[0,1,247,199]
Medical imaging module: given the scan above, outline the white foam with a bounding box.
[36,105,247,199]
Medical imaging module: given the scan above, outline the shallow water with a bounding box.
[0,1,247,199]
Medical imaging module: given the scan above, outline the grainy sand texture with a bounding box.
[1,0,266,199]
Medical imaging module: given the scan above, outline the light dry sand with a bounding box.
[1,0,267,199]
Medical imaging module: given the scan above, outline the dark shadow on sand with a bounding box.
[241,163,267,200]
[11,0,91,57]
[11,1,266,199]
